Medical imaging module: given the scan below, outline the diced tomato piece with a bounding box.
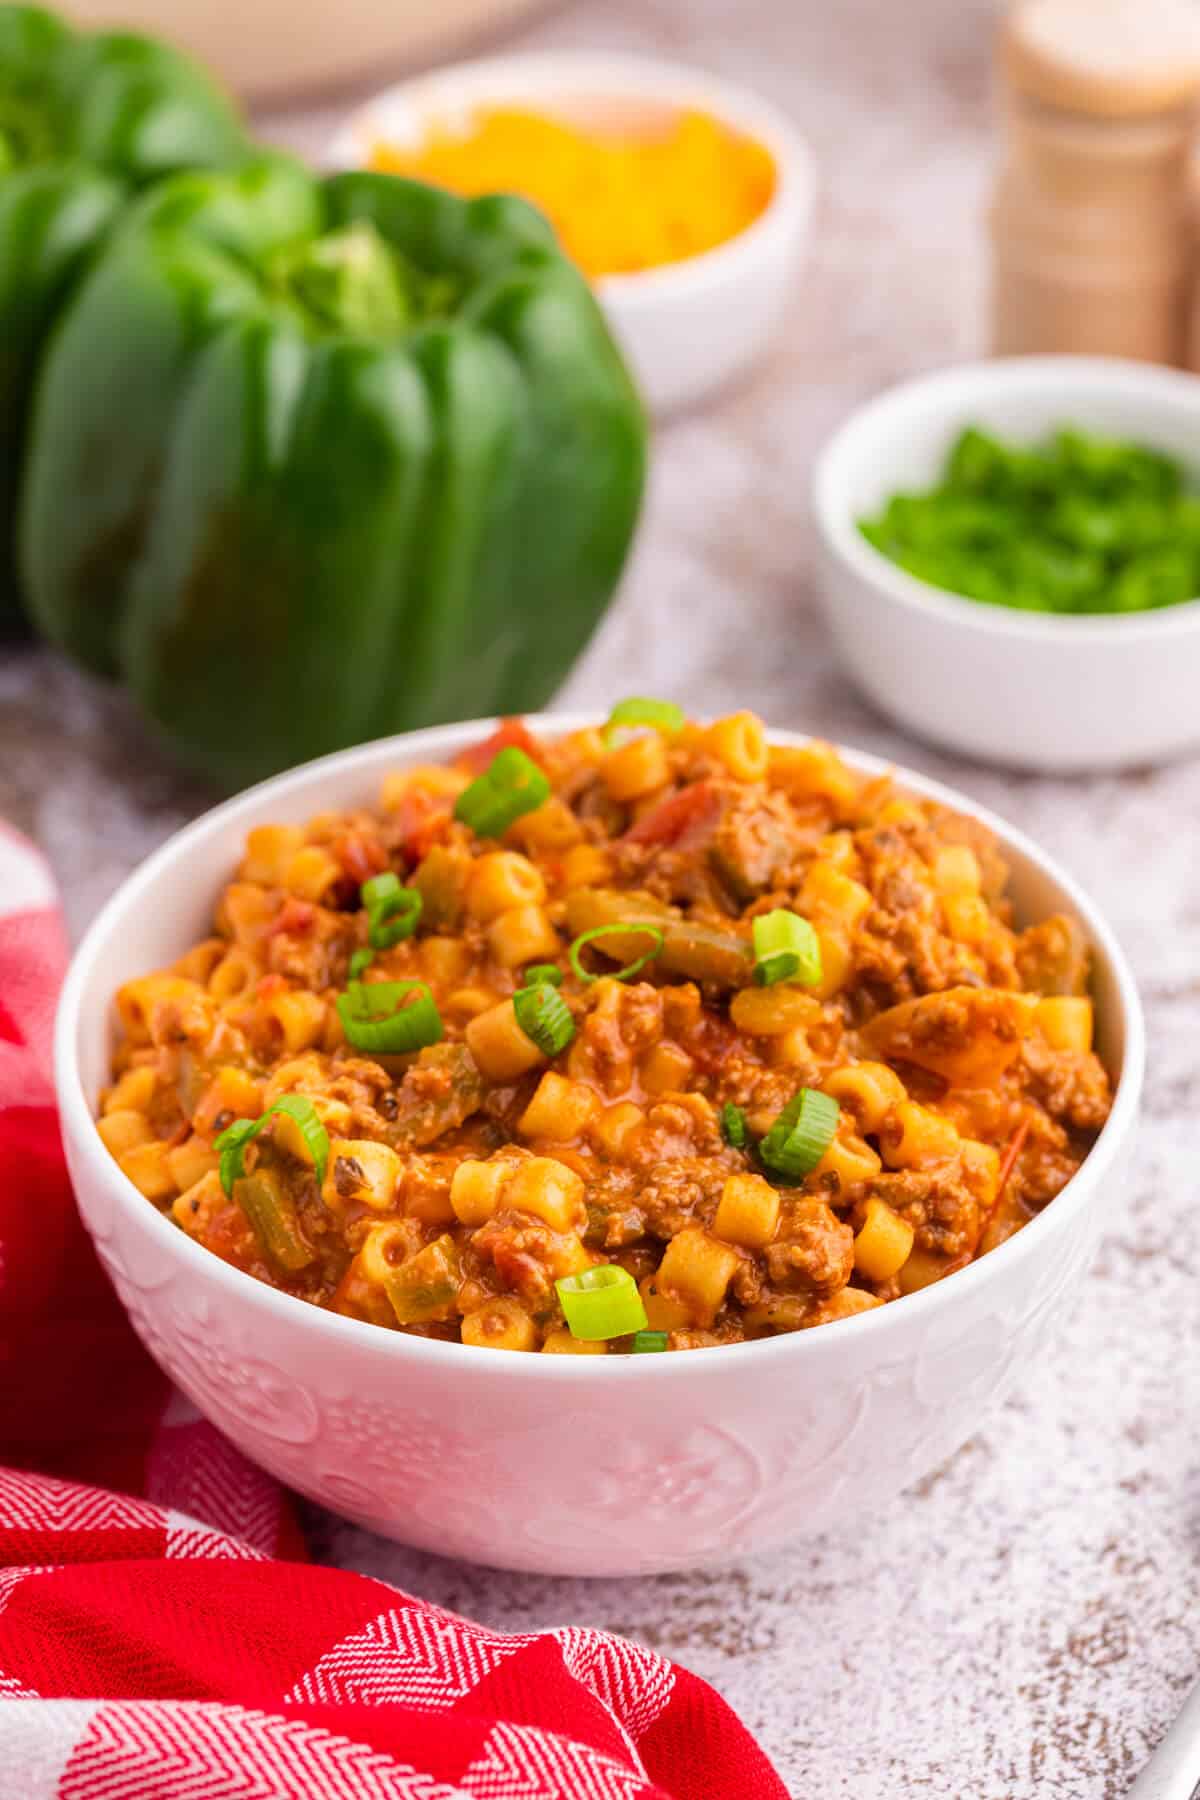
[267,898,315,938]
[332,832,388,886]
[457,716,545,775]
[255,973,289,1001]
[623,781,720,848]
[395,786,452,866]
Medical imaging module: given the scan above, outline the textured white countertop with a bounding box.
[2,0,1198,1793]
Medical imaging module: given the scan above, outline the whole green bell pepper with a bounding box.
[0,3,245,626]
[21,156,647,786]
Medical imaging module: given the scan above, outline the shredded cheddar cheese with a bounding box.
[370,107,776,278]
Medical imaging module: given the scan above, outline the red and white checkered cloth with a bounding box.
[0,822,788,1799]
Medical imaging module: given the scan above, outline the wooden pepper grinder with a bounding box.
[990,0,1200,365]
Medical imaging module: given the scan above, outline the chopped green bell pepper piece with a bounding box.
[858,421,1200,618]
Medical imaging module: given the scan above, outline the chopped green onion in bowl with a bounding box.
[720,1102,749,1149]
[513,981,575,1058]
[336,979,443,1055]
[751,909,821,987]
[556,1265,647,1341]
[454,747,550,838]
[215,1095,330,1196]
[759,1088,839,1181]
[522,963,563,989]
[361,872,422,949]
[858,425,1200,616]
[605,696,686,743]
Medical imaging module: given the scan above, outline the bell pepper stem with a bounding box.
[271,219,453,338]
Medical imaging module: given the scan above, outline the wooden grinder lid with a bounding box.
[1002,0,1200,118]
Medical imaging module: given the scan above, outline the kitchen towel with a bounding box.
[0,821,787,1800]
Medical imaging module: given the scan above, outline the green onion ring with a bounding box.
[512,982,575,1058]
[751,909,822,988]
[605,696,685,745]
[336,979,443,1055]
[361,871,423,950]
[454,747,551,839]
[523,962,563,988]
[215,1095,330,1197]
[556,1265,648,1340]
[567,922,665,985]
[759,1088,839,1182]
[720,1102,749,1149]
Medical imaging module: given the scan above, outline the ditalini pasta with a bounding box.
[98,710,1114,1353]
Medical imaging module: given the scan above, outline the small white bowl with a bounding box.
[55,716,1143,1575]
[326,51,816,416]
[813,356,1200,773]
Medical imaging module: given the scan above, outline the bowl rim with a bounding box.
[56,712,1146,1381]
[812,353,1200,643]
[323,48,817,310]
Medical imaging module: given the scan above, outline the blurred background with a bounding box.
[2,0,990,934]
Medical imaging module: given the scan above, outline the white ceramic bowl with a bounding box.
[55,717,1144,1576]
[326,52,816,417]
[813,356,1200,773]
[63,0,550,102]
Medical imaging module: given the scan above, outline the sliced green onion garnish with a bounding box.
[513,982,575,1058]
[214,1118,259,1198]
[454,746,550,838]
[605,696,686,744]
[215,1095,330,1197]
[336,979,443,1055]
[361,871,422,949]
[523,963,563,988]
[720,1102,748,1149]
[348,948,374,980]
[752,909,822,987]
[556,1265,648,1340]
[631,1329,669,1353]
[568,922,665,985]
[759,1088,839,1182]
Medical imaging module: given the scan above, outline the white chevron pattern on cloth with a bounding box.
[287,1606,527,1712]
[0,1670,41,1698]
[462,1721,652,1800]
[0,1564,56,1615]
[162,1512,268,1560]
[552,1629,675,1746]
[57,1701,473,1800]
[286,1602,676,1760]
[0,1469,162,1538]
[147,1419,282,1556]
